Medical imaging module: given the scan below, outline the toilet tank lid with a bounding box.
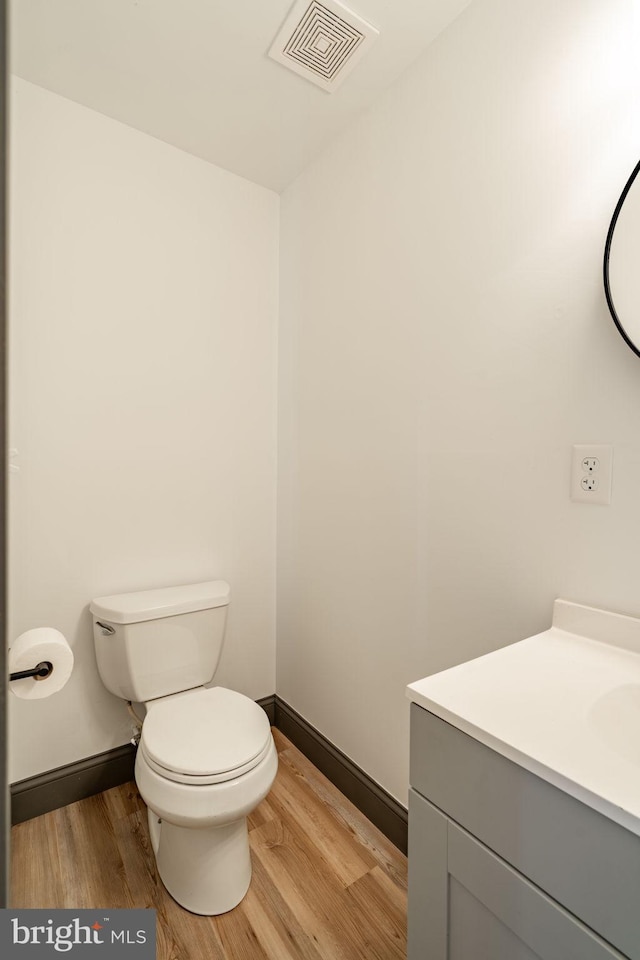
[90,580,230,624]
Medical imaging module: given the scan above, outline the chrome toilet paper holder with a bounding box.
[9,661,53,682]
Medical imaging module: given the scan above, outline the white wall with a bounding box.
[11,0,640,809]
[9,79,279,782]
[277,0,640,803]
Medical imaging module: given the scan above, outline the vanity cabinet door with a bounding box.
[408,788,448,959]
[408,790,627,960]
[410,705,640,957]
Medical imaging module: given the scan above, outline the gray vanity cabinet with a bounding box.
[408,705,640,960]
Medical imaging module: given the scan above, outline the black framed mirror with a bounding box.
[604,159,640,359]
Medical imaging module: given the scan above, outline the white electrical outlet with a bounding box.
[571,445,613,504]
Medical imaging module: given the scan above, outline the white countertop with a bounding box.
[407,599,640,835]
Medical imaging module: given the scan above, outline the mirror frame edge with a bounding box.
[604,157,640,360]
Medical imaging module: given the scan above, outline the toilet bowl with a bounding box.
[90,580,277,915]
[135,687,278,915]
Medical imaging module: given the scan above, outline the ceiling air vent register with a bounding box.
[268,0,379,93]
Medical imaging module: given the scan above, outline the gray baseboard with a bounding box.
[274,696,408,853]
[11,744,137,825]
[257,694,276,725]
[10,693,408,856]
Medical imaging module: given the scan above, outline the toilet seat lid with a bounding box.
[141,686,271,781]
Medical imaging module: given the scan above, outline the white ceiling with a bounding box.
[10,0,471,192]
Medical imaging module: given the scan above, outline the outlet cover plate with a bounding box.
[571,444,613,505]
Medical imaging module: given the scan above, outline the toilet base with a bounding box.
[149,809,252,915]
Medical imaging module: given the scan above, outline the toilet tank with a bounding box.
[90,581,230,702]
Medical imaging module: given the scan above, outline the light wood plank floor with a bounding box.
[11,729,407,960]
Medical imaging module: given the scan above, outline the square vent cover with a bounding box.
[268,0,379,93]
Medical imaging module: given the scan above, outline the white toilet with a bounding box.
[90,580,277,916]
